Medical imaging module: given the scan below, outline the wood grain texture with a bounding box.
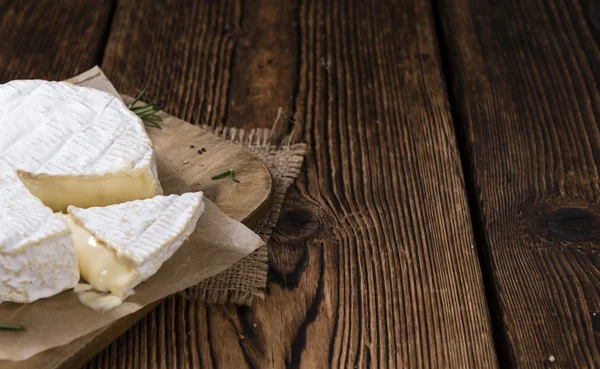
[225,0,300,133]
[0,0,113,82]
[440,0,600,367]
[282,0,497,366]
[89,0,499,368]
[101,0,241,128]
[101,0,299,133]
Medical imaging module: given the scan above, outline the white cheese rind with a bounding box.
[0,171,79,303]
[0,80,162,211]
[0,231,78,303]
[0,80,153,176]
[68,192,204,297]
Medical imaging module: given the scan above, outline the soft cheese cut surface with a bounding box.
[60,214,137,297]
[66,192,205,310]
[0,169,79,303]
[0,80,162,212]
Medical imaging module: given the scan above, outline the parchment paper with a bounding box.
[0,68,265,361]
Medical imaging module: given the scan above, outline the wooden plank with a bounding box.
[279,0,497,366]
[440,0,600,367]
[224,0,300,133]
[0,0,113,82]
[94,0,499,368]
[101,0,240,128]
[101,0,298,133]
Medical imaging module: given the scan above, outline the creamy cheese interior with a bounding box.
[74,284,125,311]
[60,214,138,298]
[21,171,159,213]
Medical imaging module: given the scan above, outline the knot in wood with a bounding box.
[537,206,600,244]
[276,208,322,239]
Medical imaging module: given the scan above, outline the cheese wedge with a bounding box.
[65,192,204,310]
[0,80,162,212]
[0,169,79,303]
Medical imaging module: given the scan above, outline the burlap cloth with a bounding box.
[183,123,306,305]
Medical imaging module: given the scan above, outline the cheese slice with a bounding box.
[0,169,79,303]
[65,192,204,309]
[0,80,162,212]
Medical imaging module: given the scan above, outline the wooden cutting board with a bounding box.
[3,97,273,369]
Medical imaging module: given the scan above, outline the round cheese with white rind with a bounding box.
[0,80,162,212]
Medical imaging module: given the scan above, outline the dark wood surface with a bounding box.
[0,0,598,367]
[0,0,112,81]
[440,0,600,367]
[96,0,497,367]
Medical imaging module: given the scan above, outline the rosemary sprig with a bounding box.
[211,168,240,183]
[0,323,24,331]
[129,84,162,129]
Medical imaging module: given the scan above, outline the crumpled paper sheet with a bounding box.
[0,68,265,361]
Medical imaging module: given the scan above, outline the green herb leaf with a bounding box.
[129,85,162,129]
[128,84,148,109]
[211,168,240,183]
[131,105,156,115]
[0,323,24,331]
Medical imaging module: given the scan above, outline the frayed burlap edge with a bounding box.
[182,121,306,305]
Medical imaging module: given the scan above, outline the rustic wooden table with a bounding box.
[1,0,599,368]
